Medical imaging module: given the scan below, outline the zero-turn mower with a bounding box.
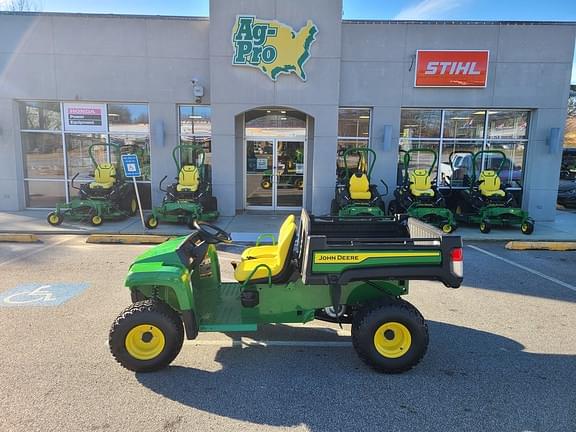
[388,148,457,233]
[144,144,218,229]
[47,143,137,227]
[331,147,387,217]
[453,149,534,234]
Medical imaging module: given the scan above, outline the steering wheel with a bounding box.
[193,221,232,244]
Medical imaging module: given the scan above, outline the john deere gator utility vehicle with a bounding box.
[145,144,218,229]
[453,149,534,234]
[109,210,463,374]
[47,143,137,227]
[389,148,457,233]
[331,147,387,217]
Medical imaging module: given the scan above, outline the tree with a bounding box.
[0,0,41,12]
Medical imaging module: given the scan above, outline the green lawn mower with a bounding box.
[260,147,304,190]
[108,210,463,374]
[453,150,534,234]
[145,145,218,229]
[47,143,137,227]
[331,147,387,217]
[389,148,457,233]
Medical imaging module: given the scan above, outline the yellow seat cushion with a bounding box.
[241,215,295,260]
[409,169,434,197]
[176,165,200,192]
[235,222,296,282]
[479,170,505,197]
[349,173,371,200]
[89,164,116,189]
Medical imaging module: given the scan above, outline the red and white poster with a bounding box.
[415,50,489,88]
[63,103,108,132]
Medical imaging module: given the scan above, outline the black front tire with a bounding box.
[352,299,429,374]
[520,220,534,235]
[109,300,184,372]
[144,214,159,229]
[479,220,491,234]
[47,212,63,226]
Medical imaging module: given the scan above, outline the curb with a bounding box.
[86,234,173,245]
[505,241,576,251]
[0,233,40,243]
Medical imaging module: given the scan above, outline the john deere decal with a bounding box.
[232,15,318,81]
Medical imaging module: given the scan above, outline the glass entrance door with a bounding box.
[245,139,305,210]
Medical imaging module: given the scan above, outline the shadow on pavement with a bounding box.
[136,322,576,432]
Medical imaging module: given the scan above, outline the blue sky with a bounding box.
[4,0,575,82]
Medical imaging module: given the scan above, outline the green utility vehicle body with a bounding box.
[390,149,456,233]
[454,150,534,234]
[123,211,462,338]
[146,145,218,229]
[332,147,387,217]
[47,143,137,227]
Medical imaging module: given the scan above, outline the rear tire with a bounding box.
[109,300,184,372]
[352,299,429,373]
[90,214,103,226]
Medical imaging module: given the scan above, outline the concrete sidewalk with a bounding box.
[1,208,575,242]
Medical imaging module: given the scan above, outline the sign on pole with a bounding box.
[121,154,145,229]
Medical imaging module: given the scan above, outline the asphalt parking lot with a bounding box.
[0,236,575,432]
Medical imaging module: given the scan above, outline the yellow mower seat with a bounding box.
[241,214,295,260]
[89,164,116,189]
[479,170,505,197]
[349,173,371,200]
[234,221,297,282]
[176,165,200,192]
[409,169,434,197]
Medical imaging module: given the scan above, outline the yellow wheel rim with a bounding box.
[125,324,166,361]
[92,215,102,225]
[49,214,59,224]
[373,322,412,359]
[262,181,271,189]
[149,218,158,228]
[442,224,452,233]
[131,199,137,213]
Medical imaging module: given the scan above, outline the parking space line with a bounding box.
[468,245,576,293]
[0,237,73,268]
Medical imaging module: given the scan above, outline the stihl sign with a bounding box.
[415,50,489,88]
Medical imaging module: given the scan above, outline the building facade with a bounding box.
[0,0,575,221]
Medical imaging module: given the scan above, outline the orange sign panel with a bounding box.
[415,50,489,88]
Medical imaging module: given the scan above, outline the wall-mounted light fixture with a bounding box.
[547,127,561,155]
[382,125,393,151]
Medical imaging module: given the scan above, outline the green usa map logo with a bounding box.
[232,15,318,81]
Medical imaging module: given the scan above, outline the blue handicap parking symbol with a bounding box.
[121,154,141,178]
[0,283,89,307]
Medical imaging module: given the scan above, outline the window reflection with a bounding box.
[19,101,61,131]
[443,110,485,139]
[22,132,64,179]
[180,106,212,136]
[400,109,441,139]
[108,104,149,133]
[338,108,371,137]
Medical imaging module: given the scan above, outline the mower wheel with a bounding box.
[128,197,138,216]
[109,299,184,372]
[520,220,534,235]
[145,215,159,229]
[90,214,104,227]
[441,223,455,234]
[352,298,428,373]
[261,179,272,190]
[479,220,491,234]
[47,212,63,226]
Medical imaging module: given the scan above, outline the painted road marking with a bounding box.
[468,245,576,293]
[0,283,89,307]
[0,236,73,268]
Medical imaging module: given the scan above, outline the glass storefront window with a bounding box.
[110,134,151,181]
[19,101,61,131]
[179,105,212,136]
[108,104,149,133]
[400,109,530,190]
[398,139,440,184]
[65,134,107,180]
[488,111,529,140]
[21,132,64,179]
[443,110,485,139]
[245,109,306,139]
[180,136,212,181]
[400,109,441,139]
[338,108,371,137]
[24,180,66,208]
